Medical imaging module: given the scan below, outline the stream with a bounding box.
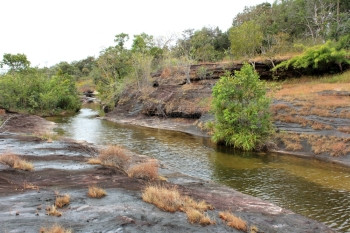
[47,108,350,232]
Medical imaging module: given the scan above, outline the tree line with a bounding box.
[1,0,349,114]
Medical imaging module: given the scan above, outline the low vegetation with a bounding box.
[127,162,158,180]
[55,193,70,208]
[0,68,80,115]
[185,208,215,226]
[88,185,107,198]
[211,63,273,150]
[219,211,247,232]
[40,224,72,233]
[87,158,101,165]
[0,153,34,171]
[22,181,39,190]
[277,132,350,156]
[273,40,349,73]
[46,205,62,217]
[97,145,130,169]
[142,185,214,225]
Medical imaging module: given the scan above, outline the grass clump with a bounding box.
[88,185,107,198]
[142,185,214,225]
[0,153,34,171]
[87,158,101,165]
[185,208,215,226]
[55,193,70,208]
[46,205,62,217]
[40,224,72,233]
[97,145,130,169]
[219,211,247,231]
[142,185,182,212]
[127,162,158,180]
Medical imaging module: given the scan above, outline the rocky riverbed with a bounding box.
[0,112,337,233]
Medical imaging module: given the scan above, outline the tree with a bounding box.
[93,34,133,109]
[229,21,263,59]
[1,53,30,72]
[172,27,229,62]
[211,64,273,150]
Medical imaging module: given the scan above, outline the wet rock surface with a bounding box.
[0,122,336,232]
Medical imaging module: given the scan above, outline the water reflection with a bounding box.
[48,108,350,232]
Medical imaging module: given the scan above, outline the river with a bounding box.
[47,108,350,232]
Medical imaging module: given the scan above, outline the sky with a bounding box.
[0,0,273,68]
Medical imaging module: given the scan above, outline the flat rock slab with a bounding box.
[0,133,337,233]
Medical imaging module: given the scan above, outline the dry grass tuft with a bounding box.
[127,162,158,180]
[338,126,350,134]
[278,132,303,151]
[311,121,332,130]
[98,145,130,168]
[35,132,60,142]
[182,196,213,212]
[39,224,72,233]
[87,158,101,165]
[142,185,182,212]
[250,225,259,233]
[55,194,70,208]
[271,103,290,115]
[185,208,215,226]
[219,211,247,231]
[23,181,39,190]
[0,153,34,171]
[142,185,214,225]
[331,142,348,157]
[46,205,62,217]
[88,185,107,198]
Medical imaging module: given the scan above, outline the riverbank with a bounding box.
[0,112,337,232]
[105,66,350,167]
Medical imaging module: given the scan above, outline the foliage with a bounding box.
[173,27,229,62]
[211,64,273,150]
[233,0,350,44]
[229,21,263,58]
[93,44,132,109]
[0,69,80,115]
[273,40,350,72]
[1,53,30,72]
[131,52,153,90]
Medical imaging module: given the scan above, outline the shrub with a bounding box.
[211,64,273,150]
[273,40,350,72]
[0,70,80,115]
[127,162,158,180]
[87,186,107,198]
[0,153,34,171]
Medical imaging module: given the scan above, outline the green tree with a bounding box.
[211,64,273,150]
[93,34,133,109]
[229,21,263,59]
[0,69,80,114]
[1,53,30,72]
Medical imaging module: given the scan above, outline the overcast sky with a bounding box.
[0,0,272,67]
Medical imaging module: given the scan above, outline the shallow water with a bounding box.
[48,108,350,232]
